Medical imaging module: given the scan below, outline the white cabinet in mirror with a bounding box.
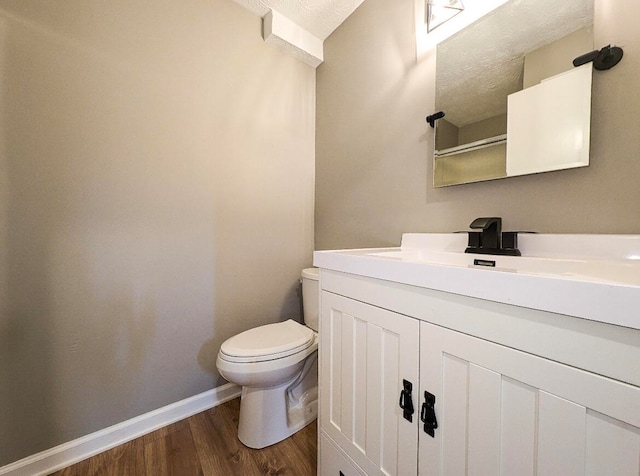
[506,64,592,177]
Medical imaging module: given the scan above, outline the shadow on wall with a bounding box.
[0,71,162,467]
[279,279,304,325]
[0,244,56,466]
[0,0,314,465]
[0,6,205,465]
[0,10,57,452]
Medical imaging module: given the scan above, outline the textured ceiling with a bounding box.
[232,0,365,40]
[437,0,594,127]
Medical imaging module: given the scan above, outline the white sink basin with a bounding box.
[314,233,640,330]
[365,249,640,287]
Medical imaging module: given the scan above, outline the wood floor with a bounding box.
[48,398,317,476]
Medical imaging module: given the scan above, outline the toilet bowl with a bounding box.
[216,267,320,449]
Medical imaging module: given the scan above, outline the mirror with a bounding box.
[433,0,594,187]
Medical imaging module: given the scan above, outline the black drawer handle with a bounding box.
[421,390,438,437]
[399,379,415,422]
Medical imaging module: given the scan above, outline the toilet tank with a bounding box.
[301,268,319,332]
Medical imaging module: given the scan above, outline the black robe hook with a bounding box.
[426,111,445,128]
[573,44,623,70]
[594,45,624,70]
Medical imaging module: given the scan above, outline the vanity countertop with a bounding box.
[313,233,640,331]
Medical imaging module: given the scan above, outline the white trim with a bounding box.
[263,9,324,67]
[0,383,241,476]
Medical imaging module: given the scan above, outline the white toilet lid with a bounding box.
[220,319,314,363]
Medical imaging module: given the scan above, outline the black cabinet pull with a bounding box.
[421,391,438,437]
[399,379,415,422]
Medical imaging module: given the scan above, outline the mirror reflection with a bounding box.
[433,0,594,187]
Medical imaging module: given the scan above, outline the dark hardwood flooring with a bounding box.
[48,398,317,476]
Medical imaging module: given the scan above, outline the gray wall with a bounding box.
[0,0,315,466]
[316,0,640,249]
[524,27,593,88]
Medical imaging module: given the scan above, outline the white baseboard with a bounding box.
[0,383,241,476]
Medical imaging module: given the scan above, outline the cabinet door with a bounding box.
[320,291,420,476]
[419,322,640,476]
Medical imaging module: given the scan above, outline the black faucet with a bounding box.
[465,217,521,256]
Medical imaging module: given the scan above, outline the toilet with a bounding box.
[216,267,320,449]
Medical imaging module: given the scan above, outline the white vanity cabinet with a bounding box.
[318,269,640,476]
[320,291,419,475]
[419,322,640,476]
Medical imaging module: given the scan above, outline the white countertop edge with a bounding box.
[313,248,640,331]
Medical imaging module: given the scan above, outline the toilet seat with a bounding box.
[219,319,314,363]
